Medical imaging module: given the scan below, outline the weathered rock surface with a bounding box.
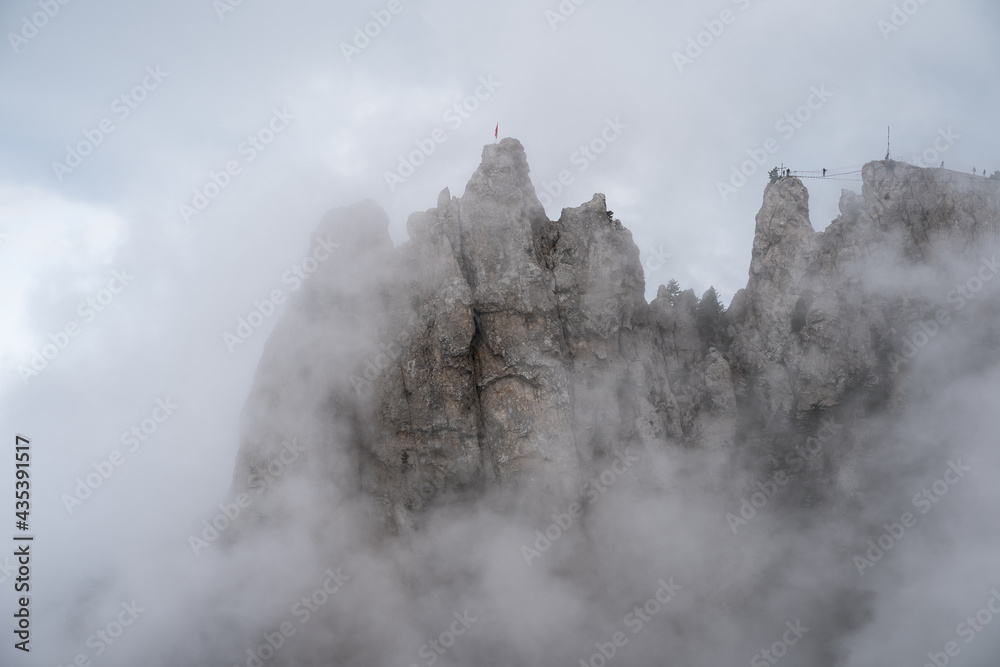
[727,163,1000,484]
[233,144,1000,531]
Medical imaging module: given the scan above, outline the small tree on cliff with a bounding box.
[664,279,682,306]
[697,286,726,350]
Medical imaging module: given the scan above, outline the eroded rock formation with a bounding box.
[233,140,1000,532]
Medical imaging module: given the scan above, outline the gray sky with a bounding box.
[1,0,999,664]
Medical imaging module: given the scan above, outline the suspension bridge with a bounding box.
[780,164,866,182]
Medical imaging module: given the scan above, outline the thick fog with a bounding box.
[2,1,1000,666]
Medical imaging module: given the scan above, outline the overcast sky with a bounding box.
[1,0,999,664]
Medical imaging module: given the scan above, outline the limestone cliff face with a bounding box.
[729,163,1000,418]
[233,144,1000,531]
[725,162,1000,490]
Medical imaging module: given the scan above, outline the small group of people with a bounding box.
[768,167,790,183]
[776,168,826,178]
[937,162,992,177]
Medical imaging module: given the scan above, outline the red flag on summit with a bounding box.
[495,123,498,142]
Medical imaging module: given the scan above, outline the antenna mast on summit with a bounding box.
[886,126,891,160]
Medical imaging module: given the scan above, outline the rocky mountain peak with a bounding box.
[234,145,1000,534]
